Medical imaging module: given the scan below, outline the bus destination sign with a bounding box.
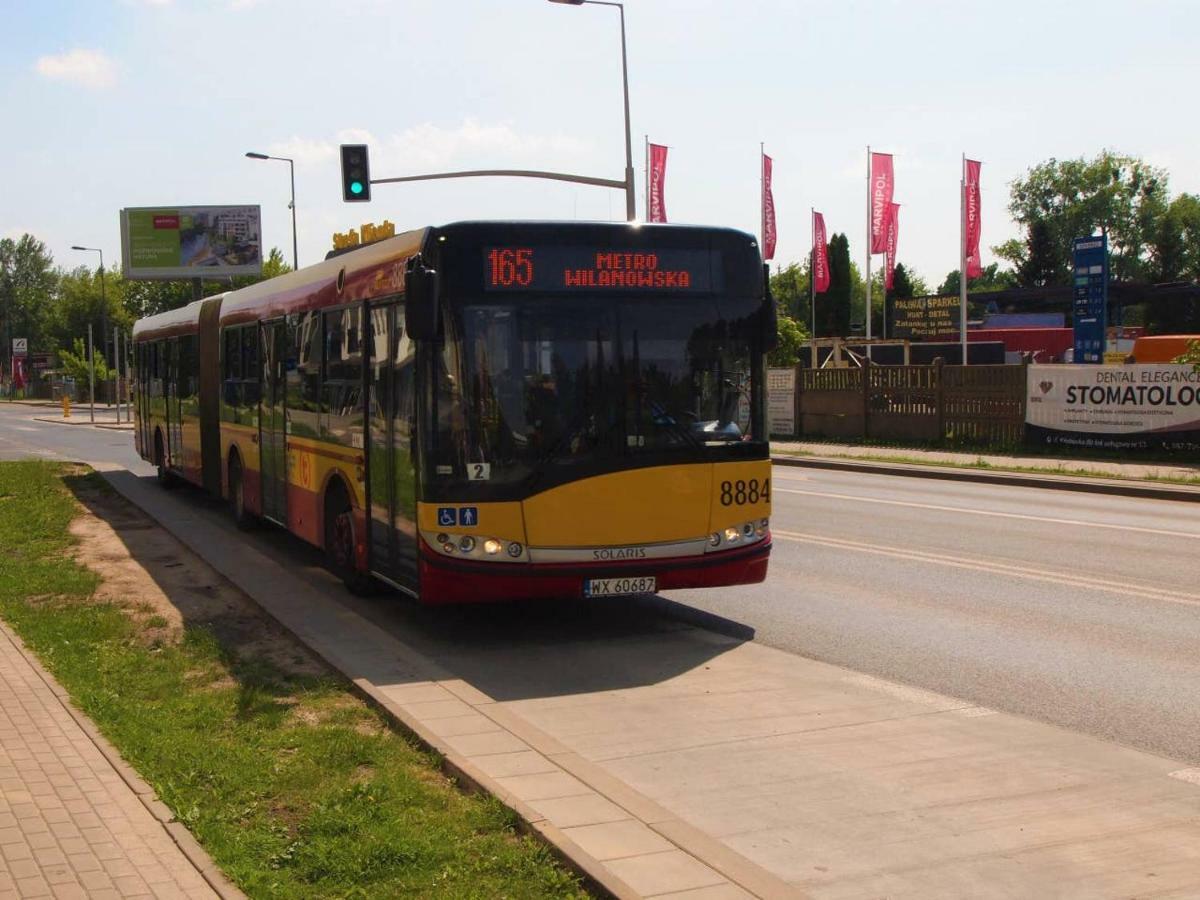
[484,247,721,293]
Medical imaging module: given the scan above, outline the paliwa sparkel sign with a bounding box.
[1026,364,1200,452]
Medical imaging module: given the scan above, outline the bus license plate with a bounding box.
[584,576,656,598]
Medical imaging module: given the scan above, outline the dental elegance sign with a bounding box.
[1026,364,1200,451]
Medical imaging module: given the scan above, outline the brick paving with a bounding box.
[0,624,221,899]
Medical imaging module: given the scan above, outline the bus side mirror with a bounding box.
[762,263,779,353]
[405,264,440,341]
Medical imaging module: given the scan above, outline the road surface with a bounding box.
[3,401,1198,766]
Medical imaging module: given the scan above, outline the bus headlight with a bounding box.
[742,522,754,537]
[709,532,721,547]
[458,536,476,553]
[724,527,741,543]
[507,541,524,558]
[484,539,503,556]
[755,518,768,537]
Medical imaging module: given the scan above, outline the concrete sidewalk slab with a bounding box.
[98,465,1200,899]
[0,622,238,899]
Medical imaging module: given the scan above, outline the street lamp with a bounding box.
[548,0,636,222]
[71,246,108,362]
[245,151,298,270]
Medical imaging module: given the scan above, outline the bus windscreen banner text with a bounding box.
[483,247,723,293]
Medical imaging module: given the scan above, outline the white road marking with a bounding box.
[773,486,1200,539]
[772,529,1200,609]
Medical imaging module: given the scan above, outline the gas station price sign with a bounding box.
[1072,235,1108,364]
[483,247,722,293]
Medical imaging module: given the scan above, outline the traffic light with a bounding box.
[340,144,371,202]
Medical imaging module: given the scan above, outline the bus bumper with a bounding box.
[416,536,771,605]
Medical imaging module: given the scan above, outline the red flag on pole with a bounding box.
[648,143,668,223]
[12,357,26,391]
[762,152,776,261]
[812,212,830,294]
[964,159,983,279]
[869,152,894,254]
[884,202,900,291]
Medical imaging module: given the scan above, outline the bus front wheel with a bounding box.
[324,484,373,596]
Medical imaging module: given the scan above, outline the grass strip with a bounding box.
[0,461,587,899]
[772,447,1200,486]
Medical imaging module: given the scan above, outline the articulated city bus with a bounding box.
[133,221,775,603]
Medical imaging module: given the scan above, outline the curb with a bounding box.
[771,454,1200,503]
[0,621,245,900]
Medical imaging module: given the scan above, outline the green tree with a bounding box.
[769,262,811,325]
[997,152,1169,281]
[994,219,1068,287]
[1174,340,1200,370]
[1150,194,1200,282]
[0,234,57,373]
[48,267,131,356]
[937,263,1018,296]
[768,311,809,367]
[58,337,112,400]
[822,233,853,338]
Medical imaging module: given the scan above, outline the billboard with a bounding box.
[1026,363,1200,452]
[120,206,262,280]
[891,294,959,339]
[767,367,796,436]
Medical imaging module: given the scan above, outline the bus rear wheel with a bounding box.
[154,432,175,489]
[324,485,374,596]
[228,455,254,530]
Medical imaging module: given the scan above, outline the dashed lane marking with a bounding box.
[773,486,1200,539]
[772,528,1200,610]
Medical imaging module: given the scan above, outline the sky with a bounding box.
[3,0,1200,291]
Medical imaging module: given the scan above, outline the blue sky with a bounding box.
[3,0,1199,289]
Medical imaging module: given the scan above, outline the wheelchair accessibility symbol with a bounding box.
[437,507,456,527]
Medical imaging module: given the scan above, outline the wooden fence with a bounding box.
[794,362,1027,447]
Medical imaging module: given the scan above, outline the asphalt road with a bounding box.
[3,401,1199,766]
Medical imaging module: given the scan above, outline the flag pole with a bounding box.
[865,146,872,361]
[960,152,968,366]
[810,207,817,339]
[760,143,765,254]
[644,134,649,222]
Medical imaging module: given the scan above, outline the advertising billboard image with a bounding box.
[120,206,262,280]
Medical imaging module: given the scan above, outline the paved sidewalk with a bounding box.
[0,623,229,899]
[101,466,1200,899]
[773,439,1200,483]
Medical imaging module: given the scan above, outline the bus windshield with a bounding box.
[432,294,764,488]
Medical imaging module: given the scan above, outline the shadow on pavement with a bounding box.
[84,470,757,704]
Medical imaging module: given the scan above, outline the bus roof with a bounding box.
[132,294,225,342]
[218,227,428,327]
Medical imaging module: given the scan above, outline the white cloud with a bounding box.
[265,136,338,168]
[278,120,591,172]
[34,49,117,90]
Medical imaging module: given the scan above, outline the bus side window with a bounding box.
[323,307,361,444]
[242,326,261,407]
[223,329,242,409]
[289,312,321,438]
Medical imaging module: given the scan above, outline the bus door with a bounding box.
[137,344,152,458]
[366,302,418,591]
[259,319,288,525]
[166,338,183,467]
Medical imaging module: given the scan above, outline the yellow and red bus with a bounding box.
[133,221,774,602]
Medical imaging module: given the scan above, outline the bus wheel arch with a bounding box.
[153,428,175,489]
[323,476,373,595]
[227,447,253,529]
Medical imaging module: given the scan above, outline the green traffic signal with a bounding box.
[350,181,364,195]
[340,144,371,202]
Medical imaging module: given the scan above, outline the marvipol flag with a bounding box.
[762,153,777,260]
[648,143,668,223]
[870,152,894,254]
[965,158,983,279]
[812,212,830,294]
[884,202,900,291]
